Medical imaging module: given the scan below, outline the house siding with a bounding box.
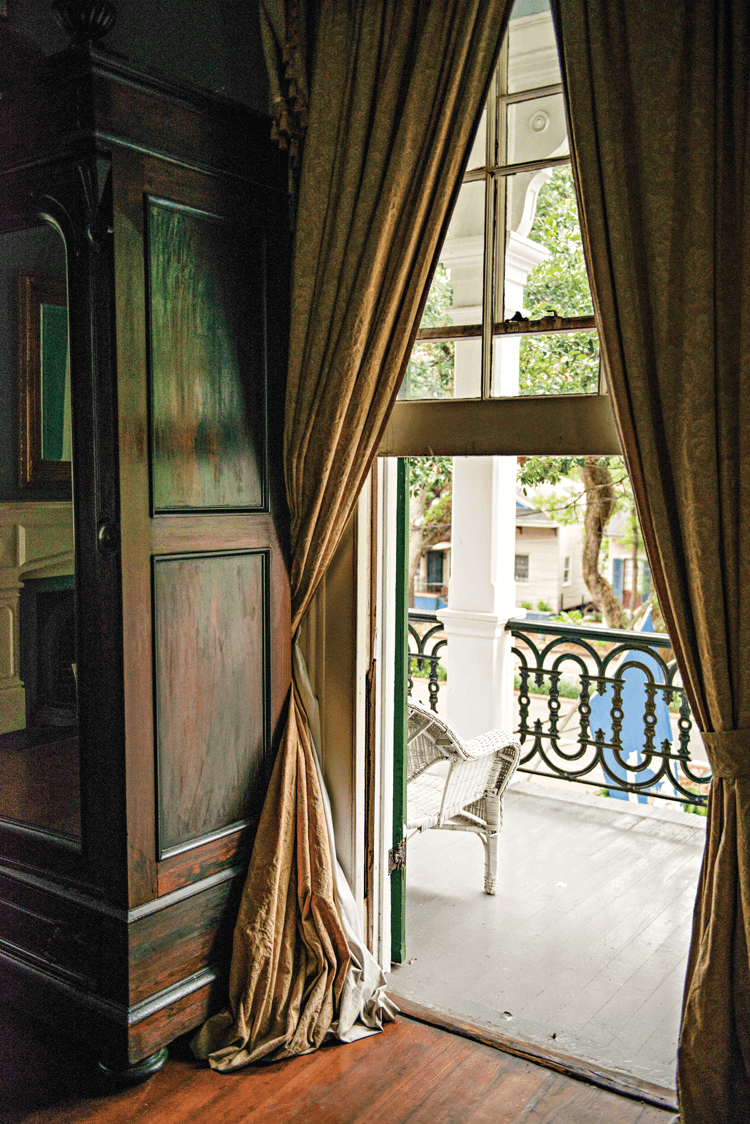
[515,526,559,609]
[558,523,588,610]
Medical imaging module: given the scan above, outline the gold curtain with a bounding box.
[553,1,750,1120]
[193,0,510,1069]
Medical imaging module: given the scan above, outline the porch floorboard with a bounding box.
[388,780,706,1092]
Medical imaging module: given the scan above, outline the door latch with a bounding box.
[388,838,406,875]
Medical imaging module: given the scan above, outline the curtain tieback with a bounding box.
[701,730,750,778]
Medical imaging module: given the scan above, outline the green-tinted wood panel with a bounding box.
[147,198,265,512]
[154,551,268,857]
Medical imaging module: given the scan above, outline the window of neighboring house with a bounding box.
[426,550,444,587]
[563,555,570,584]
[515,553,530,582]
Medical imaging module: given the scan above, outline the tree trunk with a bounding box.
[580,457,627,629]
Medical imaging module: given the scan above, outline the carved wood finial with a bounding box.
[51,1,117,46]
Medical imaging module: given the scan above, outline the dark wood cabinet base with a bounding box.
[97,1046,169,1089]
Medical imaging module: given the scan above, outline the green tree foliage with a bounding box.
[519,166,598,396]
[408,455,452,498]
[523,167,593,319]
[402,262,455,399]
[518,455,629,519]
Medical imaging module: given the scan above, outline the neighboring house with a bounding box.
[603,510,651,610]
[413,540,450,610]
[414,496,589,615]
[514,496,588,612]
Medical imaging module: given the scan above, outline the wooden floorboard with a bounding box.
[389,993,677,1111]
[0,1003,677,1124]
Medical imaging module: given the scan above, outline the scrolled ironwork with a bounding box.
[407,611,446,713]
[506,617,711,808]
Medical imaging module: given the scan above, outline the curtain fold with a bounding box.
[553,2,750,1120]
[193,0,510,1069]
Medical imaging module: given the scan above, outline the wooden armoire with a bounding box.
[0,8,291,1080]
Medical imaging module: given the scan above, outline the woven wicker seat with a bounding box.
[406,701,521,894]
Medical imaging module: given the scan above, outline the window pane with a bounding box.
[403,180,485,401]
[500,164,594,321]
[401,332,484,401]
[400,336,456,400]
[426,551,444,587]
[438,178,485,326]
[515,553,530,582]
[492,329,599,397]
[416,179,484,333]
[504,93,568,166]
[506,1,560,94]
[466,106,487,172]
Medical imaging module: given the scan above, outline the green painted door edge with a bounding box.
[391,457,409,965]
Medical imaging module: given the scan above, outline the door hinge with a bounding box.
[388,838,406,875]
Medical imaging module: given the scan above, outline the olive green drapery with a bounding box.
[192,0,510,1069]
[553,2,750,1120]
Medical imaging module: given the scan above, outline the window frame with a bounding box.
[401,35,603,403]
[515,552,530,583]
[382,14,620,459]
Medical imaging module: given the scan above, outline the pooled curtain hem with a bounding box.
[292,641,399,1041]
[191,644,396,1071]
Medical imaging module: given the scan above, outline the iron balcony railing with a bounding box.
[407,610,711,809]
[407,611,447,713]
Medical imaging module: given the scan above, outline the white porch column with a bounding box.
[437,227,548,740]
[440,454,517,739]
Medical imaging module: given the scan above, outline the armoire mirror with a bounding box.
[0,220,79,840]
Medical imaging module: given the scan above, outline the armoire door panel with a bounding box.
[146,197,266,514]
[153,550,269,858]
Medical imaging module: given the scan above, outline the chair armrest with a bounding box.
[461,729,521,762]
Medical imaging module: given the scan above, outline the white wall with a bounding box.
[559,522,588,610]
[514,525,558,610]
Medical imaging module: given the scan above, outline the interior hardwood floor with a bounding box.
[1,1002,677,1124]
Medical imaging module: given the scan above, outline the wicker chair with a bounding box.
[406,701,521,894]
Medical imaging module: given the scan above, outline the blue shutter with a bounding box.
[612,558,624,601]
